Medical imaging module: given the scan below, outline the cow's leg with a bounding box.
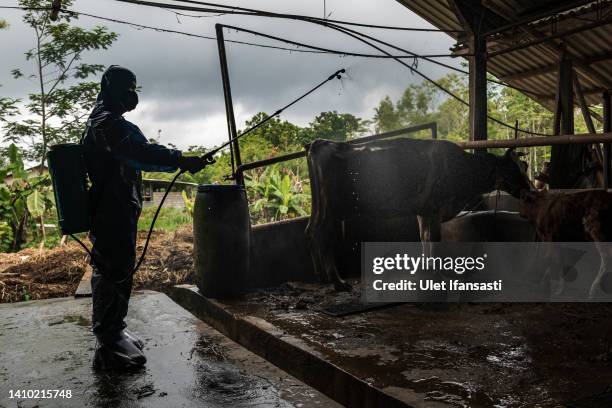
[308,218,350,291]
[584,213,610,299]
[305,207,325,282]
[417,215,441,258]
[550,247,565,296]
[305,144,351,291]
[306,228,325,282]
[589,241,608,299]
[417,215,447,304]
[305,152,326,282]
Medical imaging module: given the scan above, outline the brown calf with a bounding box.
[520,190,612,297]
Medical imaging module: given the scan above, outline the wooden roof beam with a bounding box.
[488,15,612,58]
[449,0,509,37]
[481,0,596,36]
[500,51,612,81]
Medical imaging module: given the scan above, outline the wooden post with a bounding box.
[560,58,574,136]
[604,91,611,189]
[448,0,493,155]
[469,33,488,153]
[574,72,604,186]
[549,48,583,189]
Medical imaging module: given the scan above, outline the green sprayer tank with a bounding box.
[46,143,90,235]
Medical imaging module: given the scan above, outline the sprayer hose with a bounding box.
[70,169,185,284]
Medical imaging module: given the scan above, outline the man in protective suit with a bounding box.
[82,66,207,369]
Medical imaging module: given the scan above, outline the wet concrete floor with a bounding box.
[0,290,340,408]
[216,281,612,407]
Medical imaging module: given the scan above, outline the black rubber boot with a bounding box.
[93,331,146,370]
[123,329,144,350]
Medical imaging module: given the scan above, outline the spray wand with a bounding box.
[71,67,345,282]
[199,68,345,166]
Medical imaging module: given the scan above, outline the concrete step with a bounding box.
[0,291,340,408]
[74,265,92,298]
[169,283,612,408]
[170,284,411,408]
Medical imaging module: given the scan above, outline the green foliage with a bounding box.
[301,111,369,143]
[137,207,191,232]
[0,144,53,252]
[245,165,309,224]
[181,190,194,218]
[0,221,12,251]
[3,0,118,165]
[373,96,402,133]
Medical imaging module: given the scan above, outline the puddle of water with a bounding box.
[409,376,494,407]
[48,315,91,327]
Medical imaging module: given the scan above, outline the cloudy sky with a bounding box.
[0,0,460,151]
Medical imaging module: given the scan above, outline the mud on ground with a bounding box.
[231,282,612,407]
[0,226,196,303]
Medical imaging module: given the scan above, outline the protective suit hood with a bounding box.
[97,65,138,113]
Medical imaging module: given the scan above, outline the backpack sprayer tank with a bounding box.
[47,143,90,235]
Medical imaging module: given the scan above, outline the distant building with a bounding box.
[3,164,48,184]
[141,178,197,209]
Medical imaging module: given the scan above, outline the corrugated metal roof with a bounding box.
[396,0,612,108]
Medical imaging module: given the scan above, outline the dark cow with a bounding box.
[520,189,612,298]
[306,138,532,291]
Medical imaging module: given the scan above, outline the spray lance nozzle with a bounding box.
[201,67,347,179]
[328,68,346,81]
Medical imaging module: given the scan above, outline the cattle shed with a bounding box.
[396,0,612,189]
[166,3,612,406]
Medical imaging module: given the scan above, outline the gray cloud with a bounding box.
[0,0,460,150]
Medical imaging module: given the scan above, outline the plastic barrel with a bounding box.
[46,144,90,235]
[193,184,250,298]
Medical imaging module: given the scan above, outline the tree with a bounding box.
[373,96,401,133]
[396,83,438,127]
[3,0,117,166]
[432,74,469,141]
[300,111,368,143]
[241,112,302,150]
[0,18,18,165]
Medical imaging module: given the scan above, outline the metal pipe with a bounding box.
[216,24,243,185]
[237,151,307,174]
[458,132,612,149]
[234,124,612,181]
[234,123,438,177]
[604,91,611,189]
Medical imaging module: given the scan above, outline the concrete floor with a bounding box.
[172,282,612,407]
[0,291,339,408]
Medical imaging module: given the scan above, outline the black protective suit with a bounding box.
[82,66,181,369]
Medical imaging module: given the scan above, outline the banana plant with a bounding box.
[0,144,53,251]
[245,165,309,223]
[181,190,194,218]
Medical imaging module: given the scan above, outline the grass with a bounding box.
[21,207,191,251]
[137,207,192,232]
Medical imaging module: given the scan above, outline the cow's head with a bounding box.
[518,189,543,220]
[495,149,534,198]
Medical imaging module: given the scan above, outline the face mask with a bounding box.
[122,90,139,111]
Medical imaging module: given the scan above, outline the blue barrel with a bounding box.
[47,144,90,235]
[193,184,250,298]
